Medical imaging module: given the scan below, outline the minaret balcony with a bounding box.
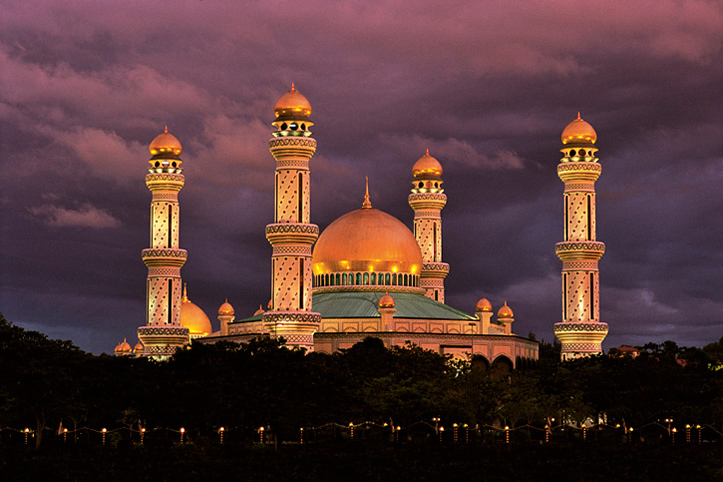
[421,262,450,278]
[265,223,319,245]
[408,192,447,210]
[555,241,605,260]
[557,161,601,182]
[142,248,188,267]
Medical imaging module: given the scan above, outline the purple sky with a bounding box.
[1,1,721,354]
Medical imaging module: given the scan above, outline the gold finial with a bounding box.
[426,148,429,156]
[259,304,263,311]
[291,82,295,91]
[182,283,189,302]
[362,176,372,209]
[164,125,168,133]
[577,112,581,120]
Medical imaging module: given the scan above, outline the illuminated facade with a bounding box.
[194,86,538,368]
[553,114,609,360]
[135,128,190,358]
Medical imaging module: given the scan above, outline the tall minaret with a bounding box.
[136,127,190,358]
[409,150,449,302]
[262,84,321,351]
[553,114,609,360]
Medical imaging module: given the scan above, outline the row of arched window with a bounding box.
[314,271,419,288]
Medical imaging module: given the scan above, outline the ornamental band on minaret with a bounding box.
[262,84,322,351]
[137,127,191,358]
[409,150,450,302]
[553,114,609,360]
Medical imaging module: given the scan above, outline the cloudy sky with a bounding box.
[1,0,721,354]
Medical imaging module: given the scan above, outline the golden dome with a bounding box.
[497,301,514,319]
[412,149,443,179]
[379,292,396,309]
[149,126,183,156]
[274,83,312,119]
[115,338,132,353]
[218,299,235,316]
[561,113,597,145]
[253,305,265,316]
[475,297,492,312]
[313,206,423,275]
[133,342,144,353]
[180,286,212,337]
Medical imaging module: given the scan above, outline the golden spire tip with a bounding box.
[183,283,188,301]
[363,176,372,209]
[426,148,429,156]
[291,82,295,91]
[577,112,581,120]
[164,125,168,133]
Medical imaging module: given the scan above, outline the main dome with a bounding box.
[312,208,423,276]
[181,290,212,338]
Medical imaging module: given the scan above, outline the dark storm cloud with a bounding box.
[1,0,721,353]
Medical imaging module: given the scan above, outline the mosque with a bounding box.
[115,86,609,364]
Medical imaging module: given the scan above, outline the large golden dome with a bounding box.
[149,126,183,156]
[181,287,212,337]
[312,208,423,276]
[561,113,597,145]
[412,149,443,179]
[274,83,312,119]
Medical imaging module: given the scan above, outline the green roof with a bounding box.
[236,291,478,323]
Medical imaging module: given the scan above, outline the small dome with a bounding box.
[218,299,235,316]
[274,83,312,119]
[115,338,132,353]
[379,292,396,309]
[497,301,514,319]
[412,149,443,179]
[561,113,597,145]
[253,305,265,316]
[133,342,144,353]
[180,286,212,337]
[149,126,183,156]
[475,297,492,312]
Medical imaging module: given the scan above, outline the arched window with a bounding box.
[356,273,362,285]
[403,274,408,286]
[336,273,341,285]
[342,273,348,285]
[392,273,397,285]
[363,272,369,285]
[325,274,329,286]
[371,272,376,284]
[385,273,391,285]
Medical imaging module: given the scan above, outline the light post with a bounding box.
[258,426,265,444]
[697,425,702,444]
[672,427,677,445]
[24,428,30,445]
[505,426,510,444]
[628,427,633,444]
[432,417,440,434]
[102,428,107,445]
[219,427,225,445]
[664,418,673,437]
[439,426,444,444]
[453,423,459,443]
[582,424,587,442]
[63,428,68,443]
[140,428,145,445]
[299,427,304,444]
[180,427,185,444]
[686,424,691,444]
[349,422,354,439]
[463,424,469,444]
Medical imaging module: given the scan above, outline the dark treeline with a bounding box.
[3,313,723,450]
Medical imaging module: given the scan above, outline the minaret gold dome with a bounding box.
[274,83,312,119]
[149,126,183,156]
[561,113,597,145]
[497,301,514,319]
[412,149,443,179]
[378,292,396,308]
[475,297,493,312]
[218,299,234,316]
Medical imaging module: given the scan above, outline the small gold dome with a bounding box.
[218,299,235,316]
[115,338,132,353]
[274,83,312,119]
[253,305,265,316]
[149,126,183,156]
[312,207,423,276]
[412,149,443,179]
[181,287,212,337]
[497,301,514,319]
[475,297,492,312]
[133,342,144,353]
[561,113,597,145]
[379,292,396,309]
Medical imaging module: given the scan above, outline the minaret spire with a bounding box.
[362,176,372,209]
[137,127,190,359]
[409,150,449,302]
[554,114,609,360]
